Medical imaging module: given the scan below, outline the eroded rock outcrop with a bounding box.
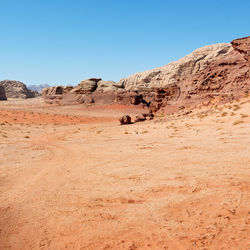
[0,85,7,101]
[42,36,250,116]
[177,36,250,108]
[0,80,37,99]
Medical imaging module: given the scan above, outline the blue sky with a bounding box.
[0,0,249,86]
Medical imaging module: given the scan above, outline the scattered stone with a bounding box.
[119,115,132,125]
[71,78,101,94]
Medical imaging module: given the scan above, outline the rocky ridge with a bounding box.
[42,36,250,114]
[119,43,232,91]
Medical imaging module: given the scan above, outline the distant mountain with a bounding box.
[28,84,50,93]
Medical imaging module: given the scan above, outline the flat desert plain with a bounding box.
[0,97,249,250]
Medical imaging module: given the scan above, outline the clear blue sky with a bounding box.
[0,0,249,86]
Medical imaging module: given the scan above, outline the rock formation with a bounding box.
[42,78,146,106]
[177,36,250,107]
[0,85,7,101]
[42,36,250,115]
[0,80,38,99]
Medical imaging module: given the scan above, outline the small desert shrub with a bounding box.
[233,120,244,125]
[233,105,241,111]
[221,112,227,117]
[231,112,236,116]
[240,114,248,118]
[24,136,30,138]
[141,130,148,134]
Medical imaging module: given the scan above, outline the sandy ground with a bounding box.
[0,97,249,249]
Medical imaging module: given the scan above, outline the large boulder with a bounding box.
[71,78,101,94]
[96,80,124,92]
[0,80,36,99]
[0,85,7,100]
[42,86,65,96]
[119,115,132,125]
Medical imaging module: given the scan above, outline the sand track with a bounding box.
[0,98,249,249]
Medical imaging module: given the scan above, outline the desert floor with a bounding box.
[0,97,249,250]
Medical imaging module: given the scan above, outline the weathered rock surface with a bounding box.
[0,80,37,99]
[176,36,250,108]
[0,85,7,100]
[70,78,101,94]
[97,80,124,92]
[119,37,250,113]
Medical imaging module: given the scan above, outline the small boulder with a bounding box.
[119,115,132,125]
[72,78,101,94]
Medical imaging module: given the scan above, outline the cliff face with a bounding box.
[0,80,37,99]
[119,43,232,91]
[176,36,250,107]
[42,37,249,113]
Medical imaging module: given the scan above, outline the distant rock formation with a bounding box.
[42,80,144,106]
[0,85,7,101]
[0,80,38,99]
[28,84,50,93]
[42,36,250,114]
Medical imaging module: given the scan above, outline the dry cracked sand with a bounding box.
[0,97,249,249]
